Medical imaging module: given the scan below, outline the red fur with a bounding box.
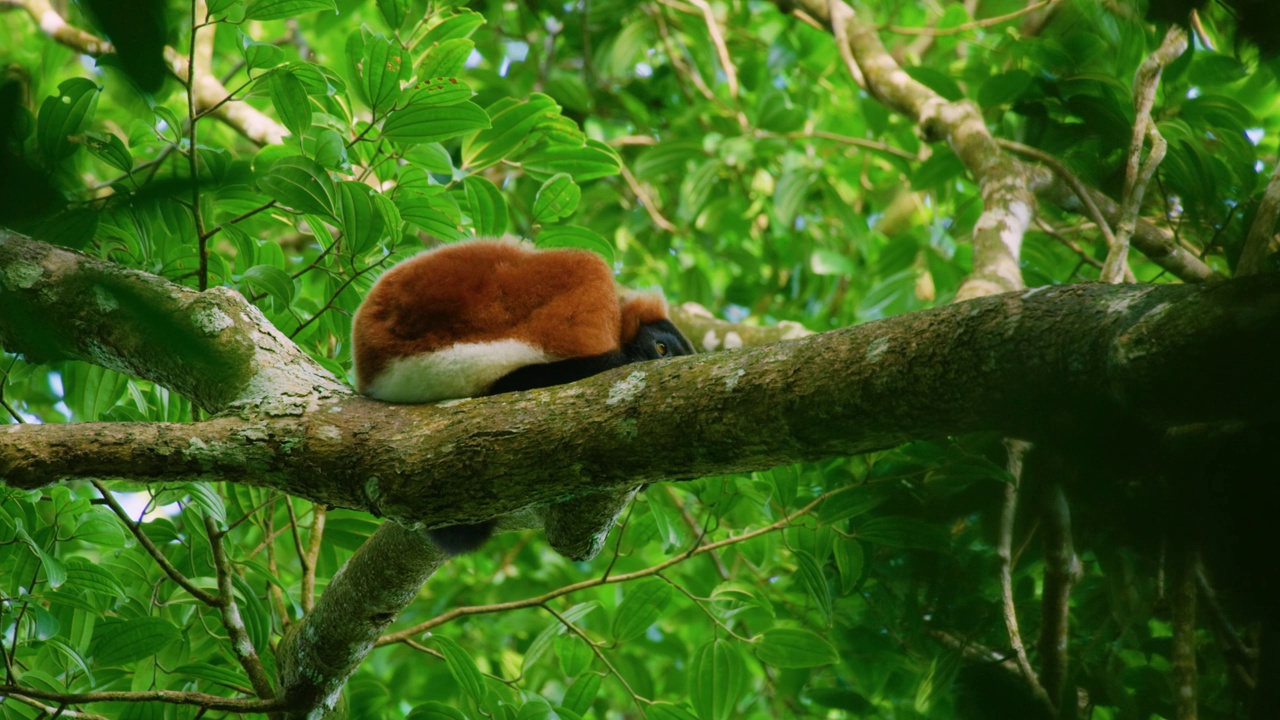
[619,293,670,344]
[354,240,653,392]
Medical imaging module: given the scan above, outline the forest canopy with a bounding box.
[2,0,1279,719]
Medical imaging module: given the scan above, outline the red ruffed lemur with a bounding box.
[352,239,695,554]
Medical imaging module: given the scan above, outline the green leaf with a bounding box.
[243,40,285,71]
[855,515,949,551]
[14,527,64,589]
[463,176,507,237]
[561,673,602,716]
[258,155,336,218]
[83,131,132,173]
[833,539,864,595]
[44,637,94,682]
[64,557,126,599]
[173,663,253,691]
[690,639,746,720]
[818,488,884,524]
[207,0,242,17]
[406,702,468,720]
[241,265,295,305]
[396,192,463,240]
[417,38,474,80]
[611,579,673,642]
[420,9,485,45]
[268,67,312,140]
[645,703,700,720]
[978,69,1033,108]
[535,225,613,263]
[429,635,487,701]
[89,617,180,666]
[521,139,620,182]
[382,101,490,144]
[555,633,592,677]
[462,94,560,170]
[753,628,839,668]
[399,77,473,108]
[338,181,389,256]
[532,173,581,223]
[244,0,335,21]
[794,549,831,624]
[184,482,227,527]
[37,77,99,163]
[360,34,405,115]
[376,0,409,31]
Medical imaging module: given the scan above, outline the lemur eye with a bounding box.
[656,341,668,356]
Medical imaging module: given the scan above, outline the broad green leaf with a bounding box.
[406,703,467,720]
[173,663,253,691]
[360,35,405,115]
[464,176,506,237]
[61,363,128,421]
[268,67,312,140]
[243,40,285,71]
[420,9,485,46]
[818,488,884,524]
[37,77,99,163]
[561,673,601,716]
[690,639,746,720]
[646,703,700,720]
[241,265,295,305]
[15,527,65,589]
[753,628,839,668]
[794,549,831,624]
[382,101,490,144]
[855,515,949,551]
[417,38,474,80]
[338,181,389,256]
[978,69,1033,108]
[522,603,599,674]
[709,581,775,618]
[532,173,581,223]
[376,0,409,31]
[258,155,336,218]
[555,633,592,677]
[430,635,487,701]
[244,0,334,21]
[462,94,559,170]
[397,192,463,240]
[399,77,473,107]
[207,0,242,16]
[611,579,672,642]
[89,617,180,666]
[535,225,612,263]
[833,539,864,595]
[520,139,620,182]
[64,557,126,599]
[231,575,271,659]
[44,637,94,682]
[83,131,132,173]
[185,481,227,526]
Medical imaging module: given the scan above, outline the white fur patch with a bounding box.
[364,340,553,403]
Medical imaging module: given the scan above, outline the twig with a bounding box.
[543,604,647,710]
[884,0,1058,36]
[1108,26,1188,283]
[1171,549,1198,720]
[1038,480,1077,713]
[1236,159,1280,276]
[204,515,276,700]
[996,440,1053,710]
[301,505,326,614]
[0,685,286,713]
[1035,217,1104,270]
[1,692,111,719]
[827,0,866,89]
[377,489,842,645]
[618,163,679,233]
[686,0,739,99]
[91,480,218,605]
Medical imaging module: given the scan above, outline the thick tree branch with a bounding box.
[5,236,1278,531]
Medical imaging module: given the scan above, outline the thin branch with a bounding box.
[1038,479,1078,713]
[686,0,739,99]
[204,515,276,699]
[377,490,840,645]
[884,0,1058,36]
[301,505,326,614]
[999,140,1120,262]
[618,163,678,233]
[1,692,111,719]
[542,604,647,710]
[1108,26,1188,283]
[1171,549,1199,720]
[996,440,1052,710]
[0,685,286,713]
[91,480,219,605]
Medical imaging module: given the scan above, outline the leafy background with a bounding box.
[2,0,1278,717]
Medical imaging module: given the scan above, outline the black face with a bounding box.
[625,319,696,362]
